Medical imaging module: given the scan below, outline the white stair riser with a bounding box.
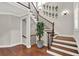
[50,46,78,56]
[47,50,62,56]
[53,39,76,45]
[52,43,78,50]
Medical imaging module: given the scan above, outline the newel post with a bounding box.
[51,22,54,42]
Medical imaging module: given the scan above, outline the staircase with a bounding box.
[16,2,79,56]
[29,3,79,56]
[47,36,79,56]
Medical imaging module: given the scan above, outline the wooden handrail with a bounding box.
[31,2,39,13]
[17,2,30,9]
[38,14,53,24]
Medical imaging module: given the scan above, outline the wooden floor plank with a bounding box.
[0,44,49,56]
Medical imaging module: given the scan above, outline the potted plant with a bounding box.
[36,21,44,48]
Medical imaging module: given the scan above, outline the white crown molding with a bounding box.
[0,12,28,19]
[0,12,20,17]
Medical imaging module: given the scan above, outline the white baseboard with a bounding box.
[0,43,22,48]
[0,42,32,48]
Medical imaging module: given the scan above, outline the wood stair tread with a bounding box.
[53,41,77,47]
[54,36,76,42]
[48,49,73,56]
[47,36,78,56]
[52,45,78,54]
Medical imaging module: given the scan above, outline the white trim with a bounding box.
[47,50,62,56]
[26,9,31,48]
[53,39,76,45]
[51,46,78,56]
[52,42,78,50]
[22,43,31,48]
[20,17,23,45]
[0,12,28,18]
[0,43,32,48]
[26,45,31,48]
[53,35,59,38]
[0,43,22,48]
[0,12,20,17]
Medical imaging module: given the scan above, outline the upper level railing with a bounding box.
[30,3,55,49]
[31,2,54,31]
[31,2,53,24]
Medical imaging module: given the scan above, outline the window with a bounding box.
[55,6,58,11]
[46,12,48,16]
[43,11,45,15]
[49,6,51,11]
[49,13,51,17]
[55,13,58,18]
[43,5,45,9]
[52,6,54,11]
[46,5,48,10]
[52,13,54,18]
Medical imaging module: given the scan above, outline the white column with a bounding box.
[74,3,79,54]
[20,18,22,44]
[74,2,79,31]
[26,9,31,48]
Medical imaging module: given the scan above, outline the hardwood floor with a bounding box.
[0,44,49,56]
[0,36,78,56]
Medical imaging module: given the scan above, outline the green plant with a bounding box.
[36,21,44,41]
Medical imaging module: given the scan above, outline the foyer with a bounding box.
[0,2,79,56]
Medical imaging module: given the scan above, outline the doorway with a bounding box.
[22,19,27,44]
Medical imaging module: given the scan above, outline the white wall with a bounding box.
[41,2,74,35]
[0,14,21,47]
[55,2,74,35]
[74,2,79,52]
